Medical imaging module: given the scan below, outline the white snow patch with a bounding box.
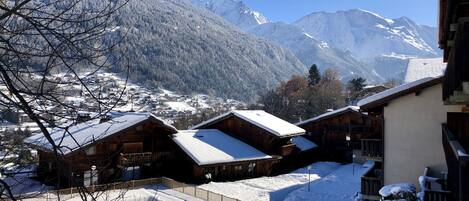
[358,77,441,107]
[291,136,317,151]
[172,129,272,166]
[379,183,416,197]
[284,162,373,201]
[199,162,341,201]
[165,102,196,112]
[296,106,360,126]
[458,149,469,157]
[382,52,416,60]
[192,110,305,137]
[27,185,202,201]
[25,113,174,155]
[404,58,446,83]
[359,9,394,24]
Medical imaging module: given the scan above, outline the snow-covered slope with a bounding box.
[191,0,268,31]
[111,0,305,101]
[294,9,440,60]
[248,22,382,82]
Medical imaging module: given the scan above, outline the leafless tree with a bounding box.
[0,0,130,200]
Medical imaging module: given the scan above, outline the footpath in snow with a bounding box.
[199,162,342,201]
[284,162,373,201]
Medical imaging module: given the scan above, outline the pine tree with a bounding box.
[308,64,321,87]
[347,77,367,104]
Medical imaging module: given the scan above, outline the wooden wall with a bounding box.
[299,111,381,162]
[191,159,277,182]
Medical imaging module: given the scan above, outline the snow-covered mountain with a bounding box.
[192,1,442,82]
[109,0,305,101]
[191,0,268,30]
[293,9,440,60]
[248,22,380,82]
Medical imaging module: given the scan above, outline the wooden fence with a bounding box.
[23,177,239,201]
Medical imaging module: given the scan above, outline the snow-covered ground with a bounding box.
[24,185,203,201]
[199,162,342,201]
[284,163,373,201]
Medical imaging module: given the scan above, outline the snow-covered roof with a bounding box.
[296,106,360,126]
[24,113,176,155]
[291,136,317,151]
[172,129,272,166]
[358,76,443,110]
[404,58,446,83]
[191,110,305,138]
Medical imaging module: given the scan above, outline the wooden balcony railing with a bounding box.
[421,167,451,201]
[361,139,383,161]
[118,151,174,167]
[324,124,374,133]
[423,190,452,201]
[442,124,469,201]
[443,20,469,103]
[361,163,382,200]
[119,152,153,167]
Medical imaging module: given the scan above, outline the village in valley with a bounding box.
[0,0,468,201]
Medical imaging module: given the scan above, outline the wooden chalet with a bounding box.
[171,129,277,182]
[190,110,318,173]
[296,106,382,163]
[191,110,310,157]
[439,0,469,200]
[25,113,178,188]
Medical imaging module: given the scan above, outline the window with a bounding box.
[85,146,96,155]
[122,166,140,181]
[248,163,256,172]
[234,165,243,171]
[123,142,143,153]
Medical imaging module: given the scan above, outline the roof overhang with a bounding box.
[358,77,443,111]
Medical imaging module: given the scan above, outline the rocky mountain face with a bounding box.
[110,0,305,101]
[191,0,268,30]
[191,0,442,83]
[294,9,440,60]
[247,22,379,81]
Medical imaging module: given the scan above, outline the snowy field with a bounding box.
[199,162,343,201]
[16,161,372,201]
[284,163,373,201]
[24,185,203,201]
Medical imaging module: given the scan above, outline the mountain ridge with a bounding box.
[109,0,305,101]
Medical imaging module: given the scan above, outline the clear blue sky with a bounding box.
[243,0,438,26]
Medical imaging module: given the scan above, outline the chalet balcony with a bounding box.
[118,151,173,167]
[442,124,469,201]
[361,139,383,161]
[442,19,469,104]
[361,162,383,201]
[420,167,451,201]
[324,124,374,133]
